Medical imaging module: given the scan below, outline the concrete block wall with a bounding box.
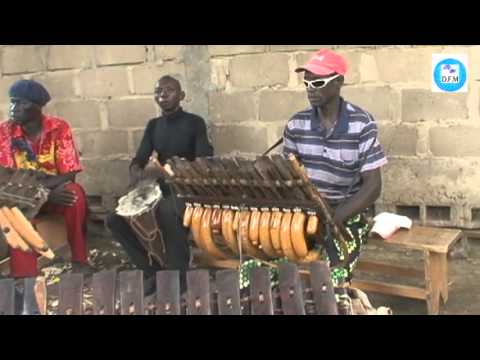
[2,45,480,228]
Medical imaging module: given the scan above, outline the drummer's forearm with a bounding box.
[132,140,154,169]
[333,170,381,224]
[40,172,78,189]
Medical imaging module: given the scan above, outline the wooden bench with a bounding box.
[351,226,464,315]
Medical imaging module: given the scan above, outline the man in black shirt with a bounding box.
[106,76,213,295]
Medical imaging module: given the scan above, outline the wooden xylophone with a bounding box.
[0,166,53,259]
[164,154,350,268]
[0,166,50,219]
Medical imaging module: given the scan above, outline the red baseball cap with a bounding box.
[295,49,348,76]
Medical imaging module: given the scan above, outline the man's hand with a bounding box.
[48,183,77,207]
[140,157,172,181]
[143,164,165,181]
[332,169,382,226]
[333,206,349,227]
[38,172,78,190]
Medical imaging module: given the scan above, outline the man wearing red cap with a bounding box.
[0,79,95,278]
[283,49,388,286]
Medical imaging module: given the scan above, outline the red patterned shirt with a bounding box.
[0,115,83,175]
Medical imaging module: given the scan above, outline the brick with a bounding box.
[259,90,308,123]
[381,157,480,210]
[132,129,145,153]
[54,101,101,129]
[270,45,332,52]
[47,46,92,70]
[95,45,146,66]
[154,45,185,60]
[210,58,229,90]
[374,47,433,83]
[32,71,76,99]
[208,45,266,56]
[0,104,11,121]
[401,89,468,122]
[230,53,290,88]
[341,85,399,121]
[77,159,130,195]
[271,124,285,140]
[1,46,46,74]
[106,98,157,127]
[268,125,287,154]
[430,126,480,157]
[469,46,480,81]
[79,68,129,98]
[42,103,56,116]
[131,63,186,95]
[359,53,379,82]
[209,91,256,123]
[0,75,22,103]
[296,50,362,84]
[377,124,417,156]
[211,125,268,154]
[76,130,128,157]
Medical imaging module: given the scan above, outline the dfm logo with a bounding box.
[432,54,468,93]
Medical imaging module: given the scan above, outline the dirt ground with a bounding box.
[39,220,480,315]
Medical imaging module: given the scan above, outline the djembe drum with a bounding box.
[115,180,167,267]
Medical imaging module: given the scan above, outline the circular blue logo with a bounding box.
[433,58,467,92]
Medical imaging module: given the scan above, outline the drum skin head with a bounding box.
[116,181,162,217]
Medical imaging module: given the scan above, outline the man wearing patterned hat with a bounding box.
[0,79,95,278]
[282,49,388,286]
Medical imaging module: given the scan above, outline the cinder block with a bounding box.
[342,85,400,121]
[106,98,157,127]
[401,89,468,122]
[79,68,130,98]
[47,46,92,70]
[430,126,480,157]
[258,90,308,123]
[54,100,101,129]
[1,46,46,74]
[76,130,129,157]
[209,91,256,123]
[208,45,266,56]
[95,45,146,66]
[377,123,417,156]
[154,45,185,60]
[230,53,289,88]
[211,125,268,154]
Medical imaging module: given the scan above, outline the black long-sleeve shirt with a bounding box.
[132,108,214,168]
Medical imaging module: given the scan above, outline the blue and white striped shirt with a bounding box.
[282,98,387,205]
